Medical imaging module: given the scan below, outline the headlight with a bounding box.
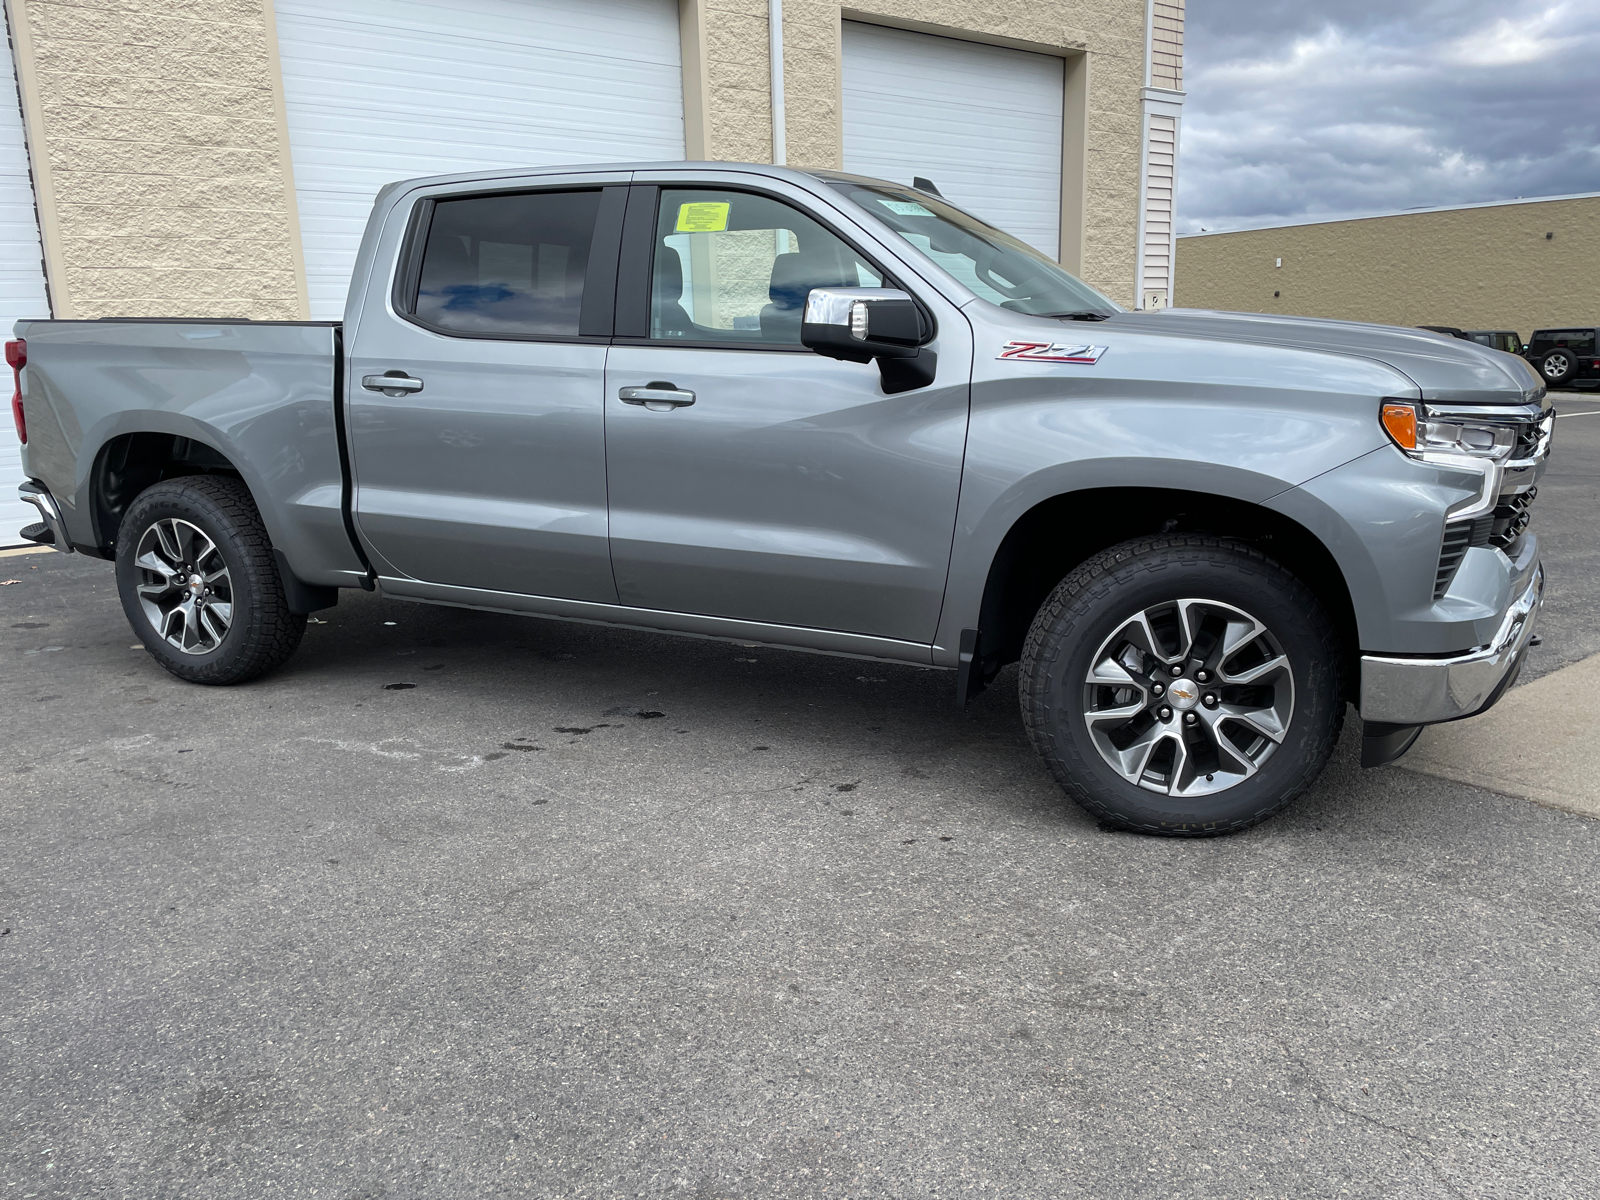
[1381,401,1520,462]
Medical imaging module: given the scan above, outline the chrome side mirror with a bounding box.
[800,287,936,394]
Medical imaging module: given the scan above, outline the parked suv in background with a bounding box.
[1525,327,1599,388]
[1465,330,1525,356]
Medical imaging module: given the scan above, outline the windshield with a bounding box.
[822,178,1122,318]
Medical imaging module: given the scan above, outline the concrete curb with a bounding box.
[1399,649,1600,819]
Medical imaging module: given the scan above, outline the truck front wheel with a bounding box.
[1019,535,1343,836]
[115,476,306,685]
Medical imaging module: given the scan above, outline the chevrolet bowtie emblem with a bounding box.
[1172,688,1194,700]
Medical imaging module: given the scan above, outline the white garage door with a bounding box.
[0,32,51,544]
[275,0,685,319]
[842,22,1064,260]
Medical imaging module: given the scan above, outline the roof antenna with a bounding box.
[913,176,943,198]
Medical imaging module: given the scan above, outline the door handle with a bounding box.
[362,373,424,395]
[619,382,695,411]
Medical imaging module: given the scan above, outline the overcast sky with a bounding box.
[1177,0,1600,232]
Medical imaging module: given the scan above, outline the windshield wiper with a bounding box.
[1038,310,1113,322]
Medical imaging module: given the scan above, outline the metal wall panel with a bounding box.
[841,21,1064,259]
[274,0,685,319]
[0,28,49,543]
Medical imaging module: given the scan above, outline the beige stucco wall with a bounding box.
[8,0,1149,317]
[7,0,306,319]
[1174,196,1600,335]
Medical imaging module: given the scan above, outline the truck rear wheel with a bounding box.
[115,475,306,685]
[1019,535,1343,836]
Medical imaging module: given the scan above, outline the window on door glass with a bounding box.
[414,190,599,337]
[650,189,882,346]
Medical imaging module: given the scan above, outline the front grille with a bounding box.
[1513,422,1545,460]
[1433,485,1538,599]
[1489,486,1536,551]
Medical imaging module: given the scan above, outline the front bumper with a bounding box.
[1359,563,1543,726]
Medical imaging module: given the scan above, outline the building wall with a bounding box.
[8,0,1155,318]
[1174,195,1600,335]
[6,0,305,319]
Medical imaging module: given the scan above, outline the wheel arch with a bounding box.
[85,429,249,557]
[963,486,1359,700]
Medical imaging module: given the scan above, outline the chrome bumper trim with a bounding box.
[1359,565,1543,725]
[17,480,74,555]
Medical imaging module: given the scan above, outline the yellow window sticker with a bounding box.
[675,202,731,233]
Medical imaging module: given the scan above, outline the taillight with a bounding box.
[6,338,24,444]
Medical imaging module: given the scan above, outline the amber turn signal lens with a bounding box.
[1381,402,1418,450]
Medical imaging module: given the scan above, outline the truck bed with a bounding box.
[14,318,368,588]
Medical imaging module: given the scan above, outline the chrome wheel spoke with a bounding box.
[1085,699,1146,725]
[153,521,183,564]
[135,549,176,578]
[1211,731,1260,778]
[199,604,230,644]
[1115,723,1166,783]
[1216,703,1287,745]
[1219,652,1288,686]
[1165,732,1194,794]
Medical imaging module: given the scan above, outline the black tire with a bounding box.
[115,475,306,685]
[1019,535,1344,837]
[1538,351,1576,387]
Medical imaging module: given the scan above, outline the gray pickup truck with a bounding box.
[10,162,1551,836]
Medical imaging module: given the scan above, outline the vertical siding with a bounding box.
[1142,113,1175,299]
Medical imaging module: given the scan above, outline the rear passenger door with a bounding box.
[345,182,625,601]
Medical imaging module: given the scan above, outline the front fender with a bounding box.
[934,329,1408,668]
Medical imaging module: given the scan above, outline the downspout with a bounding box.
[769,0,786,165]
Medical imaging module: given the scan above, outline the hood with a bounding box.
[1122,308,1545,405]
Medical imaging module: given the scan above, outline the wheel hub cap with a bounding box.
[1167,678,1201,711]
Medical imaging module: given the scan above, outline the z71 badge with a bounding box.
[997,341,1108,364]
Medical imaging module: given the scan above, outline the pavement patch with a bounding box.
[1400,649,1600,817]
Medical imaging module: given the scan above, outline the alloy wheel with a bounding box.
[133,518,234,654]
[1542,352,1571,381]
[1082,598,1294,797]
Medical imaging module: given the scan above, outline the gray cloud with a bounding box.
[1177,1,1600,232]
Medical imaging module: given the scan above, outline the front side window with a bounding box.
[649,189,882,346]
[414,190,600,337]
[823,178,1121,319]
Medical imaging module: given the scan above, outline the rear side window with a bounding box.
[414,191,600,337]
[1529,329,1597,355]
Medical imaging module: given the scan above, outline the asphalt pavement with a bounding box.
[2,401,1598,1198]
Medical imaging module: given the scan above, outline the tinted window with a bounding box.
[825,179,1121,318]
[649,189,882,347]
[415,191,600,337]
[1529,329,1596,355]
